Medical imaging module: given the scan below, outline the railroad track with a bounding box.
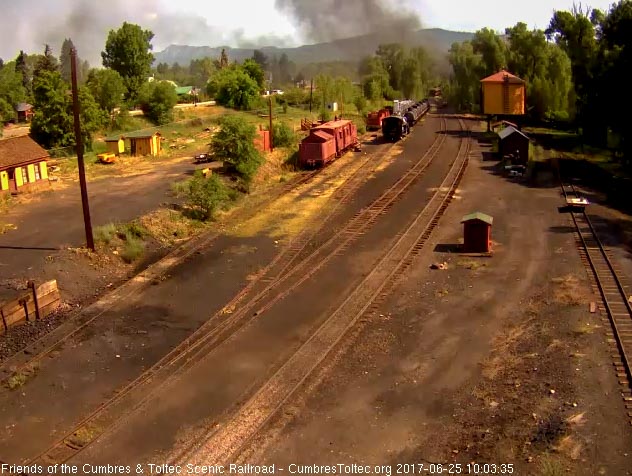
[174,118,471,466]
[560,180,632,424]
[0,131,398,385]
[20,118,448,466]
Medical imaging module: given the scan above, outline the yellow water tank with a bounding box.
[481,70,525,116]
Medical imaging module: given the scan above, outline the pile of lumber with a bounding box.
[0,280,61,335]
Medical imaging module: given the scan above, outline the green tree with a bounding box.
[376,44,405,92]
[447,41,482,111]
[102,22,155,100]
[86,68,127,113]
[505,23,548,81]
[242,59,266,90]
[137,81,178,125]
[33,44,59,81]
[252,50,268,71]
[173,172,231,221]
[0,61,27,120]
[211,115,263,183]
[15,50,30,92]
[30,70,104,149]
[219,49,229,69]
[189,58,216,88]
[0,99,15,124]
[471,28,508,76]
[207,65,261,110]
[59,38,75,83]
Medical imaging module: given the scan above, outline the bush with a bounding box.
[207,66,261,110]
[271,121,296,148]
[211,115,263,183]
[173,172,232,221]
[319,108,332,122]
[121,232,144,263]
[354,95,367,116]
[138,81,178,125]
[94,223,118,245]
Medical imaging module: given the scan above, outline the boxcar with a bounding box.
[299,120,358,167]
[366,108,391,131]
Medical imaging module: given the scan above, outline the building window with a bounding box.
[34,164,41,181]
[21,167,28,184]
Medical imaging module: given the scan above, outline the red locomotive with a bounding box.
[299,119,358,168]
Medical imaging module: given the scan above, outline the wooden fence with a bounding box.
[0,280,61,335]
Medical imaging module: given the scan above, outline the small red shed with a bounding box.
[461,212,493,253]
[254,127,271,153]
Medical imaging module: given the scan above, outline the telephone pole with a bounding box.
[70,47,95,251]
[268,96,274,152]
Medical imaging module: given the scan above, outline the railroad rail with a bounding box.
[174,118,471,466]
[20,118,448,466]
[560,180,632,423]
[0,129,400,385]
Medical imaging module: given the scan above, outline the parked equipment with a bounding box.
[299,119,359,168]
[366,108,391,131]
[381,99,429,141]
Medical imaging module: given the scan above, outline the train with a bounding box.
[382,99,430,142]
[298,119,359,168]
[366,108,391,131]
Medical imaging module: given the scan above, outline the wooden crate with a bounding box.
[0,280,61,334]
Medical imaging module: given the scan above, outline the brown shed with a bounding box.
[498,126,529,165]
[461,212,493,253]
[126,131,162,157]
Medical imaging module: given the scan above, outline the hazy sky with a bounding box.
[0,0,618,63]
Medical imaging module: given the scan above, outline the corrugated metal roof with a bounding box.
[480,70,525,84]
[175,86,193,95]
[498,126,529,141]
[461,212,493,225]
[0,136,49,170]
[16,103,33,112]
[313,120,352,129]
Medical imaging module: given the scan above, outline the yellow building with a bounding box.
[0,136,50,195]
[105,135,125,155]
[127,131,162,157]
[480,70,525,116]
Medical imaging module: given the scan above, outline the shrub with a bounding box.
[138,81,178,125]
[121,232,144,263]
[354,95,367,116]
[173,172,232,221]
[319,108,332,122]
[94,223,118,245]
[211,115,263,183]
[271,121,296,148]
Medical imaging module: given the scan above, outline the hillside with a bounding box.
[154,28,474,66]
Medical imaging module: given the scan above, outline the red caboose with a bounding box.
[366,109,391,131]
[299,120,358,168]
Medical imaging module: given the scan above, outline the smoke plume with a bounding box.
[0,0,291,65]
[275,0,422,43]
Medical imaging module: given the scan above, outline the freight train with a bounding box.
[298,119,359,168]
[381,99,430,142]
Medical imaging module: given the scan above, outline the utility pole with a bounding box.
[309,78,314,114]
[268,96,274,152]
[70,47,95,251]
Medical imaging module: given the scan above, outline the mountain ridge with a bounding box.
[154,28,474,66]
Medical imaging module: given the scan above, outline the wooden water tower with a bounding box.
[481,70,526,130]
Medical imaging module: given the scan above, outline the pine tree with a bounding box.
[220,49,229,69]
[15,50,29,91]
[59,38,75,83]
[34,44,59,81]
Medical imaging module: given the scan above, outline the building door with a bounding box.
[8,169,17,193]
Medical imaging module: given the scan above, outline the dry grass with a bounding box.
[457,259,488,271]
[482,319,534,380]
[139,208,206,246]
[66,423,100,448]
[538,456,566,476]
[5,363,40,390]
[551,275,585,306]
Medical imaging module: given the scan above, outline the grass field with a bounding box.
[50,102,366,182]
